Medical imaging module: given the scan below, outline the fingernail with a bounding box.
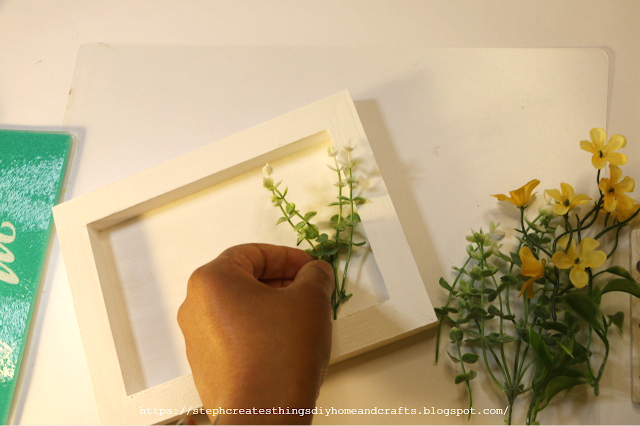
[313,259,334,278]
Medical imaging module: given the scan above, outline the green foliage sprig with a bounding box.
[262,142,367,319]
[435,128,640,424]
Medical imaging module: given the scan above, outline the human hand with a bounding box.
[177,244,334,425]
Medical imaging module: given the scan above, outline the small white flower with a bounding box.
[263,177,274,189]
[341,140,357,153]
[327,164,343,172]
[334,181,347,187]
[262,163,273,177]
[327,146,339,157]
[539,190,558,218]
[271,196,283,207]
[489,221,505,240]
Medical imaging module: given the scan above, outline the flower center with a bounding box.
[564,199,571,206]
[574,258,581,265]
[599,150,604,158]
[609,187,615,194]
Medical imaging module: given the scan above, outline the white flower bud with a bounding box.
[263,177,274,189]
[327,146,338,157]
[262,163,273,177]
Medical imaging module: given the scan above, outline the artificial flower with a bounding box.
[538,191,558,218]
[610,202,640,223]
[545,183,591,216]
[598,165,635,213]
[492,179,540,208]
[580,128,627,169]
[518,246,546,299]
[262,163,273,177]
[552,236,606,288]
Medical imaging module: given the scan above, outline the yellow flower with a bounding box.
[544,183,591,216]
[492,179,540,208]
[519,246,546,299]
[552,236,606,288]
[610,202,640,223]
[580,128,627,169]
[598,165,635,213]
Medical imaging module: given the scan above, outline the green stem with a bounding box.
[435,257,472,363]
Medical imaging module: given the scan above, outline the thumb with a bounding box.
[288,259,334,301]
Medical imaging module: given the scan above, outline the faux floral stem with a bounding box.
[435,257,472,363]
[520,207,552,257]
[273,190,315,250]
[455,340,473,420]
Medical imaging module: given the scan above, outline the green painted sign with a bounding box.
[0,130,71,424]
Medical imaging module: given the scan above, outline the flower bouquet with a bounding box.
[262,142,367,319]
[436,128,640,424]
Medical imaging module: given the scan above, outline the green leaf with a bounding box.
[510,252,522,267]
[602,266,635,281]
[330,214,343,224]
[328,201,350,206]
[488,305,503,317]
[461,353,479,364]
[305,224,319,239]
[496,335,517,344]
[304,211,317,221]
[315,233,329,243]
[447,351,460,363]
[294,222,305,232]
[533,304,551,320]
[607,311,624,333]
[544,376,586,405]
[282,186,288,197]
[332,223,346,232]
[353,196,367,204]
[324,247,338,256]
[601,279,640,298]
[352,241,366,246]
[557,338,574,358]
[285,203,296,215]
[276,217,288,225]
[487,290,498,302]
[454,370,477,384]
[539,321,569,335]
[296,232,305,246]
[439,277,452,291]
[562,292,605,332]
[529,326,553,367]
[449,327,464,342]
[347,213,361,223]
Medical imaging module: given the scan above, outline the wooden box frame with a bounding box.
[53,91,436,424]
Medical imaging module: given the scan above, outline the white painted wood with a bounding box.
[53,91,436,424]
[630,229,640,403]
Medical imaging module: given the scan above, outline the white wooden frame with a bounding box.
[53,91,436,424]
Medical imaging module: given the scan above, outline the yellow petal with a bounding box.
[560,182,574,200]
[590,128,606,148]
[616,193,634,211]
[519,247,544,277]
[519,277,536,299]
[545,189,562,202]
[570,193,592,206]
[610,165,622,184]
[616,175,635,193]
[553,204,570,216]
[577,238,600,260]
[492,194,509,201]
[523,179,541,200]
[605,152,628,166]
[603,194,617,212]
[592,155,607,169]
[509,188,526,207]
[598,177,609,193]
[583,250,606,269]
[570,267,589,288]
[603,134,627,152]
[552,252,575,269]
[580,140,597,154]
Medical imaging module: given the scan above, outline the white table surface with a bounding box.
[1,1,640,424]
